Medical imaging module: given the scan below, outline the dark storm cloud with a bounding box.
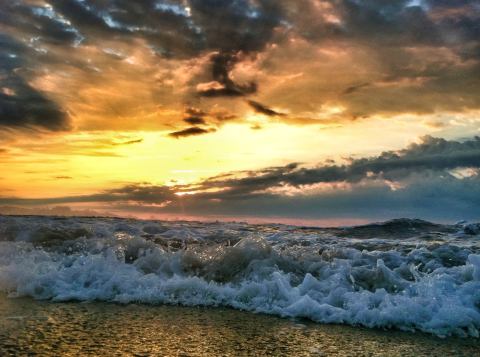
[283,0,480,116]
[281,0,479,116]
[189,0,283,52]
[285,0,446,46]
[197,53,257,97]
[425,0,480,61]
[45,0,284,59]
[0,5,84,130]
[52,0,281,97]
[0,80,70,131]
[340,1,442,46]
[187,0,283,97]
[1,2,81,46]
[1,0,479,128]
[0,0,286,129]
[247,100,285,116]
[0,34,70,131]
[42,0,284,54]
[47,0,115,35]
[168,126,213,138]
[47,0,205,57]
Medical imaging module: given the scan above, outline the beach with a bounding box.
[1,215,480,355]
[1,296,479,357]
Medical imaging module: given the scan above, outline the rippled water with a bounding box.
[0,215,479,338]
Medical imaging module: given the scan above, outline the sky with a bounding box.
[0,0,479,224]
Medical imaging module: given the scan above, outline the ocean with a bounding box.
[0,215,479,355]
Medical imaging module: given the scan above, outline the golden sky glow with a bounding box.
[2,112,478,198]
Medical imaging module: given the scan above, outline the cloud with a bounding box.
[1,0,479,131]
[247,100,285,116]
[343,83,371,95]
[2,2,82,46]
[0,77,70,131]
[3,136,480,221]
[45,0,282,99]
[168,126,213,138]
[264,0,480,119]
[184,116,207,125]
[174,175,480,221]
[0,1,285,129]
[170,106,238,137]
[197,53,258,97]
[189,135,480,196]
[111,138,143,146]
[0,34,70,131]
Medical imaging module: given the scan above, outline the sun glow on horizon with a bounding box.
[1,109,479,200]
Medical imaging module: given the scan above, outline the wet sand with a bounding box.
[1,296,479,356]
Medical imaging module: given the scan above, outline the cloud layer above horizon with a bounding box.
[2,136,480,222]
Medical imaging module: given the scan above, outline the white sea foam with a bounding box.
[0,216,479,337]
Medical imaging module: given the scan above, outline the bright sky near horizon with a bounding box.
[1,0,479,223]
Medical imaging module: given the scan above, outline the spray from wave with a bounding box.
[0,216,479,337]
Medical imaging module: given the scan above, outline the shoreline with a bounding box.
[1,296,478,356]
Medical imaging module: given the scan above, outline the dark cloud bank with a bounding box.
[2,136,480,221]
[0,1,479,132]
[0,34,70,131]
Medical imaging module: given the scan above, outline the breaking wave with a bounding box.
[0,216,479,337]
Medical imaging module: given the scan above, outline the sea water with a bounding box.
[0,216,479,338]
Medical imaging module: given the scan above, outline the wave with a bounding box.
[0,215,479,337]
